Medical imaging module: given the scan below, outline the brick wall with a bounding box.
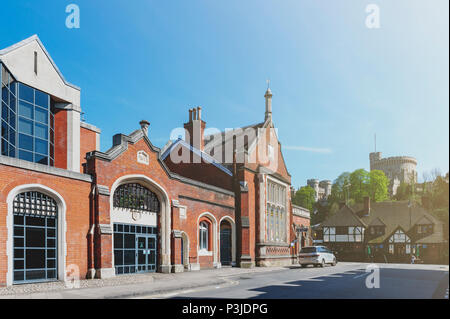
[0,164,91,286]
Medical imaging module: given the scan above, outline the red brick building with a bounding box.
[0,35,309,286]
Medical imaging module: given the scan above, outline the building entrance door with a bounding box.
[114,223,157,275]
[220,222,232,266]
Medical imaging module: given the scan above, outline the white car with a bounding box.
[298,246,337,268]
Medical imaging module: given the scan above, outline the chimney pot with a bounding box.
[139,120,150,135]
[189,109,193,122]
[197,106,202,120]
[192,108,197,121]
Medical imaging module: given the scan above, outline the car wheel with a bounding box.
[320,259,325,267]
[332,258,337,266]
[301,264,307,268]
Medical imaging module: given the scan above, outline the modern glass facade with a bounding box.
[1,63,55,166]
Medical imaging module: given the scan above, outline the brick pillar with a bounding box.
[170,202,184,273]
[238,186,254,268]
[94,185,115,278]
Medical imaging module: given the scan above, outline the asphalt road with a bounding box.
[162,262,448,299]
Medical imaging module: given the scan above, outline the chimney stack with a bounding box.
[139,120,150,136]
[184,107,206,151]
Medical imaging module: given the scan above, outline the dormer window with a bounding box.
[369,226,385,236]
[417,224,433,235]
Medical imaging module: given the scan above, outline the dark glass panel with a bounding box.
[1,102,7,120]
[9,110,15,128]
[114,250,124,266]
[19,83,34,103]
[124,250,135,265]
[1,138,7,155]
[19,150,33,162]
[26,270,46,280]
[34,90,49,109]
[35,106,48,124]
[14,215,24,225]
[9,127,15,145]
[47,259,56,269]
[1,120,7,139]
[18,117,33,135]
[14,226,24,237]
[2,87,7,102]
[13,271,24,282]
[26,216,46,227]
[14,249,24,259]
[47,228,55,238]
[47,218,56,227]
[47,270,56,279]
[47,238,56,248]
[124,234,135,249]
[26,250,45,269]
[14,237,24,248]
[114,233,123,249]
[35,154,48,165]
[19,133,33,151]
[9,144,15,157]
[18,100,33,119]
[35,138,48,155]
[26,228,46,247]
[35,122,48,140]
[47,249,56,258]
[14,260,24,269]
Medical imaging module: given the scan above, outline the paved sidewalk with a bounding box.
[0,266,287,299]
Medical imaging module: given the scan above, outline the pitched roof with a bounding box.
[0,35,79,90]
[325,200,446,244]
[321,205,366,227]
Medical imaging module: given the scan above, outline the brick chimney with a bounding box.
[139,120,150,136]
[364,196,371,215]
[184,106,206,151]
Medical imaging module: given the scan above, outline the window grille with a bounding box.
[113,183,160,213]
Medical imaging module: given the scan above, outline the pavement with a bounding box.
[0,262,448,299]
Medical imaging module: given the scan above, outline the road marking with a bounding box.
[353,272,369,279]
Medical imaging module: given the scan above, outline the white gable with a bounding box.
[0,35,81,111]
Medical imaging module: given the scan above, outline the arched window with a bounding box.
[13,191,58,283]
[199,221,209,251]
[113,183,160,213]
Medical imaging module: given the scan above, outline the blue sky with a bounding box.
[1,0,448,188]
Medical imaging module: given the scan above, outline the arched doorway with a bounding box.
[12,191,58,284]
[112,182,160,275]
[220,220,232,266]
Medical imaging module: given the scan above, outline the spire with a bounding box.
[264,80,272,122]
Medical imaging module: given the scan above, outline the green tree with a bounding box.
[292,186,315,212]
[368,170,389,202]
[328,172,351,205]
[349,169,370,203]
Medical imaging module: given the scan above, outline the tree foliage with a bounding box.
[292,186,315,213]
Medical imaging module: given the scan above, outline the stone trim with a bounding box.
[80,121,101,134]
[0,155,92,182]
[97,185,110,196]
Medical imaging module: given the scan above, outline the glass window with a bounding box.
[199,221,209,250]
[18,100,33,119]
[19,83,34,103]
[35,138,48,155]
[35,122,48,140]
[35,107,48,124]
[34,90,49,108]
[19,133,33,151]
[18,117,33,135]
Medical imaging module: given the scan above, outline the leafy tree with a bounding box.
[368,170,389,202]
[328,172,351,205]
[292,186,315,212]
[349,169,370,203]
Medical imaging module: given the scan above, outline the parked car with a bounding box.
[298,246,337,267]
